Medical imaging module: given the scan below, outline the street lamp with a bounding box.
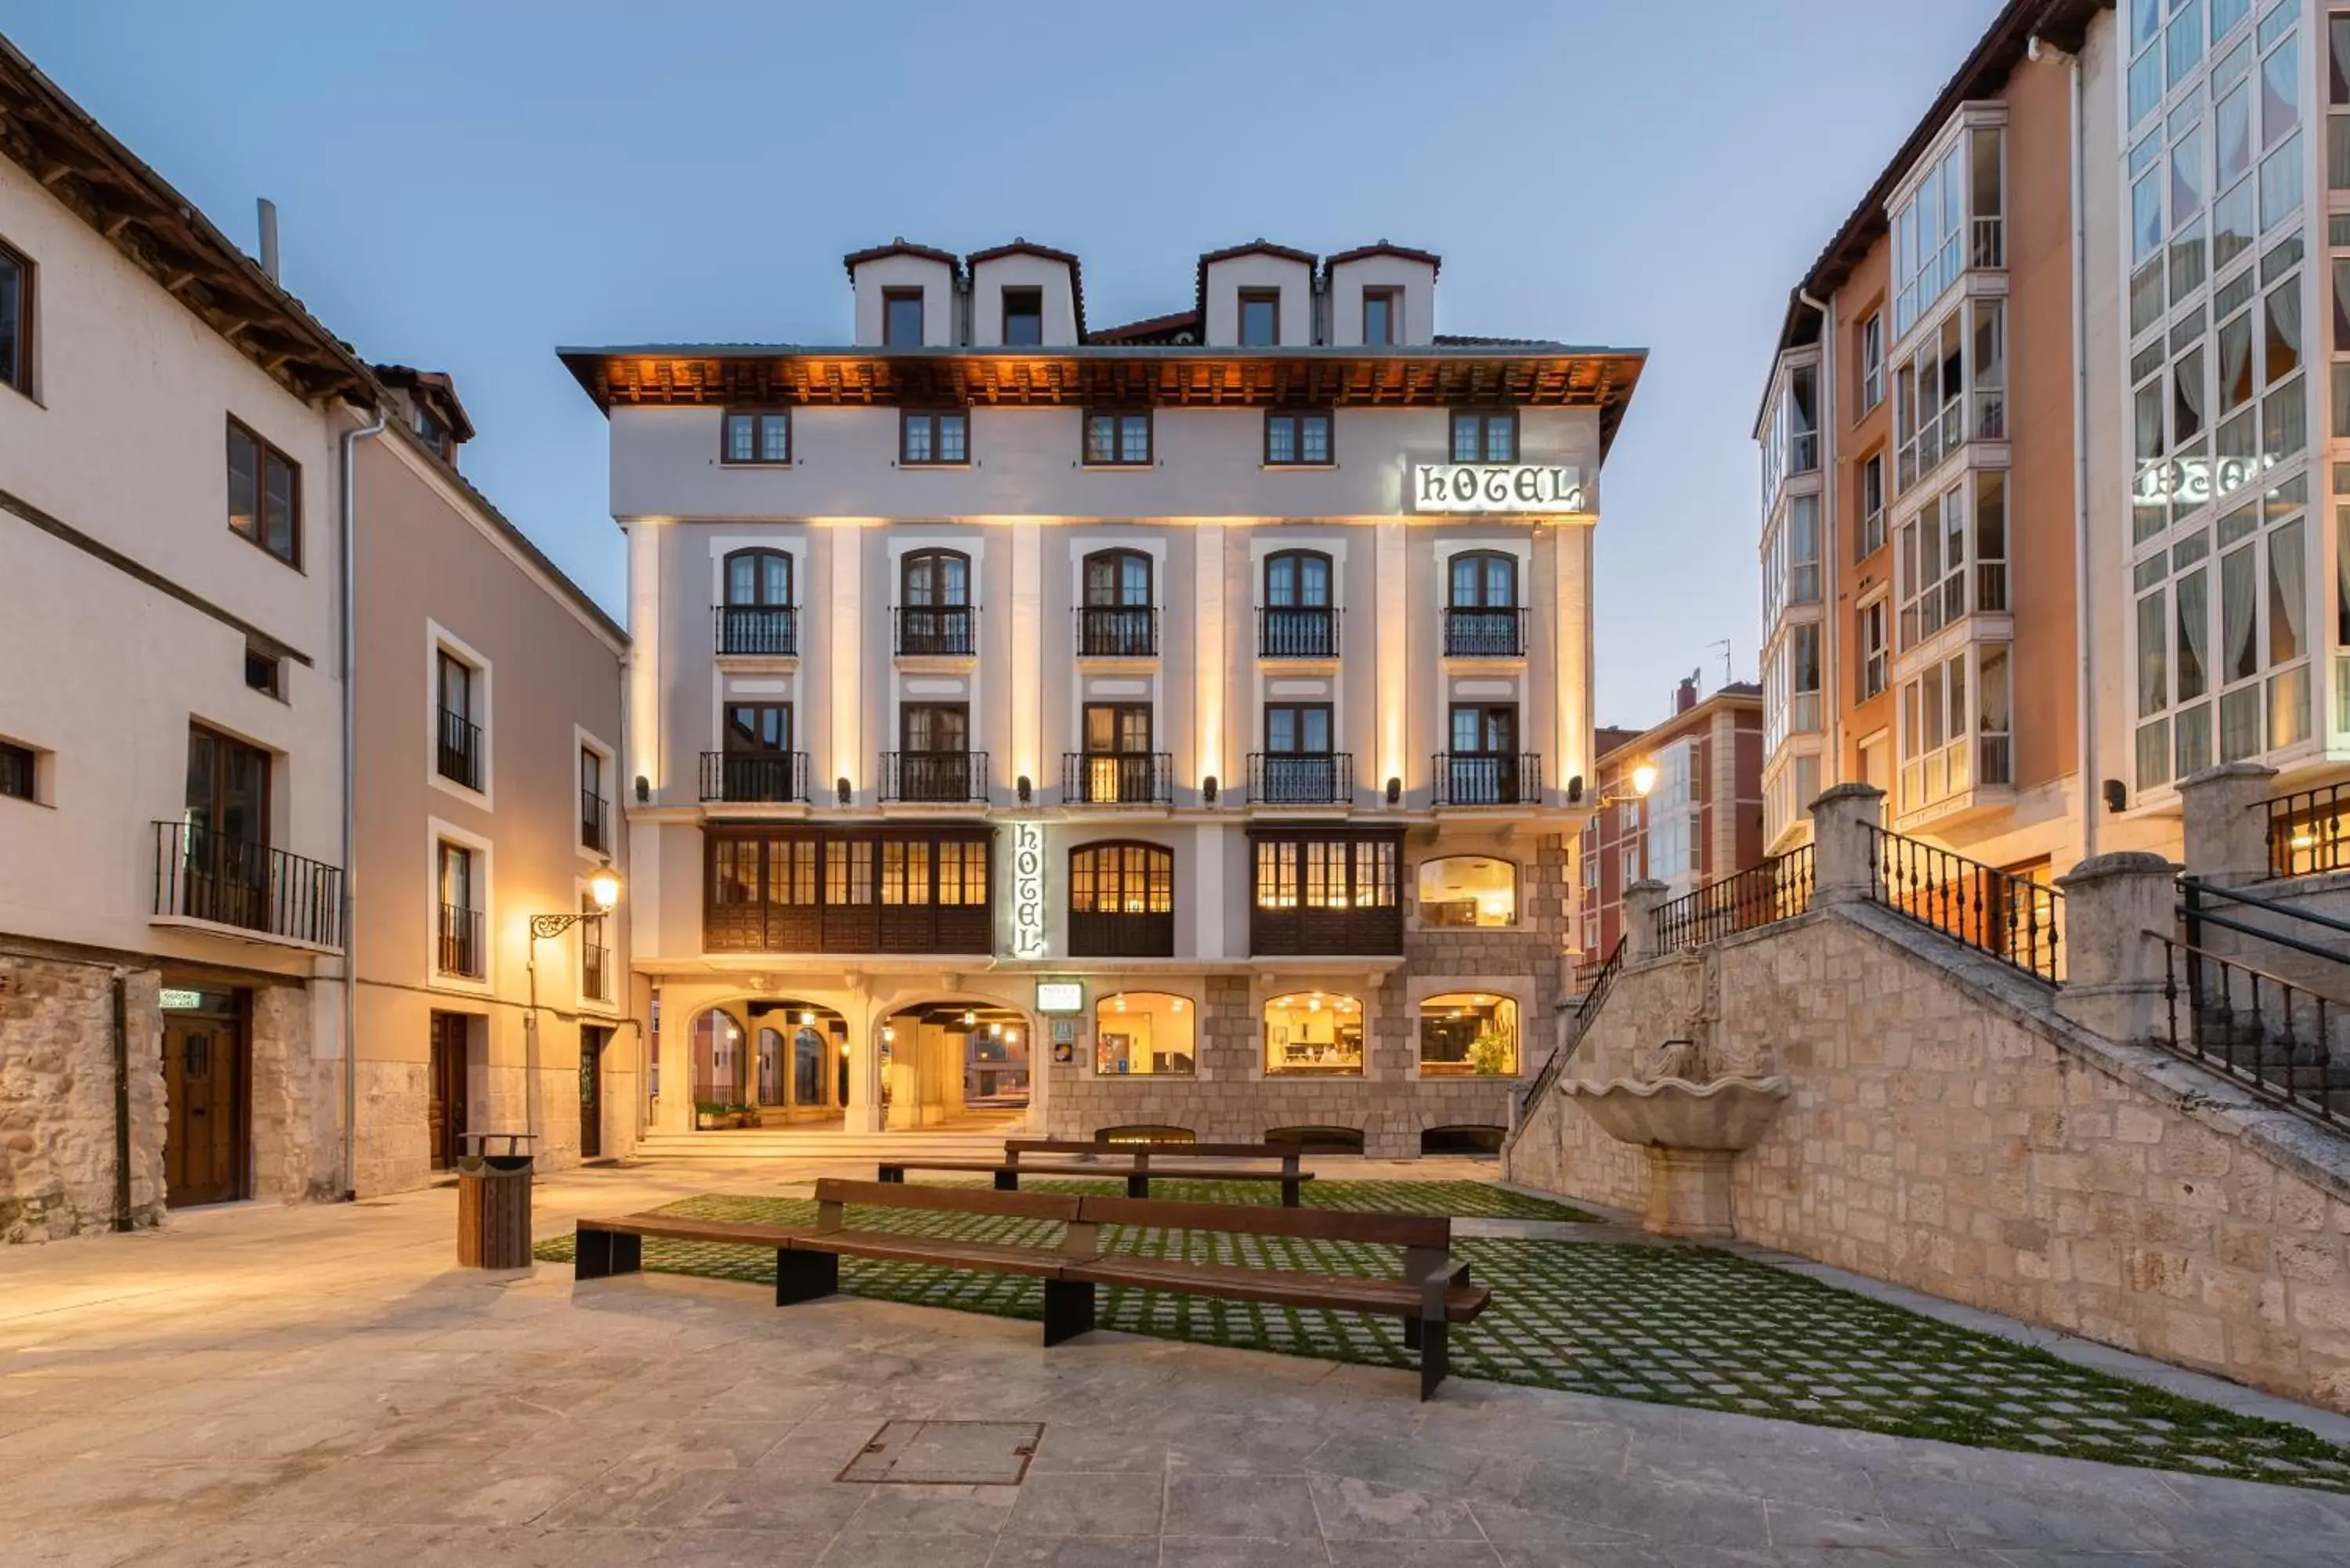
[524,862,624,1145]
[1599,761,1658,807]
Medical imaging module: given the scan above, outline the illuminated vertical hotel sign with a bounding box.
[1011,822,1047,959]
[1412,464,1595,515]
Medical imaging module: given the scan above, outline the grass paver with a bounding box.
[537,1180,2350,1492]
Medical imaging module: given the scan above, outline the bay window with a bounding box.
[1892,122,2003,338]
[1762,493,1821,624]
[1898,642,2012,815]
[1895,299,2003,492]
[1896,468,2007,648]
[1764,622,1821,753]
[1762,362,1818,504]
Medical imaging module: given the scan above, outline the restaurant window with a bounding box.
[1448,410,1518,463]
[1239,287,1279,346]
[1362,287,1399,346]
[1264,992,1364,1075]
[900,410,969,465]
[883,288,924,347]
[1415,855,1516,927]
[1002,287,1043,346]
[1418,993,1519,1076]
[721,410,790,465]
[1094,990,1195,1076]
[1264,410,1333,465]
[0,237,29,396]
[1083,410,1152,465]
[226,417,300,567]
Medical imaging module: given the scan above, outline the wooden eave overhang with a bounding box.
[0,37,375,406]
[559,345,1648,457]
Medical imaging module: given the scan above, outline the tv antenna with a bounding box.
[1707,639,1733,689]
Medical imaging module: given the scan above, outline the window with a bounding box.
[1069,844,1175,958]
[1078,703,1156,803]
[580,890,611,1003]
[1415,855,1516,927]
[1762,362,1819,501]
[1419,993,1518,1076]
[1448,410,1517,463]
[1859,453,1886,557]
[0,237,28,396]
[901,548,971,609]
[1899,644,2012,813]
[1249,829,1403,955]
[1891,126,2000,336]
[883,288,924,347]
[244,641,282,699]
[703,826,991,952]
[899,410,969,465]
[1078,550,1154,656]
[1083,410,1152,465]
[1448,551,1517,609]
[1002,287,1043,346]
[580,745,609,852]
[1264,549,1333,608]
[411,403,450,460]
[1258,703,1337,802]
[436,649,483,792]
[718,547,794,656]
[1896,469,2006,647]
[1264,703,1332,755]
[691,1009,746,1106]
[1362,287,1399,346]
[1894,304,1998,491]
[1764,494,1821,623]
[1083,549,1152,608]
[226,418,300,567]
[0,739,34,802]
[1261,549,1336,657]
[437,840,484,978]
[1764,623,1821,750]
[1094,991,1194,1075]
[1860,311,1884,410]
[721,410,790,465]
[1264,410,1333,465]
[1858,599,1889,700]
[1238,288,1279,346]
[1264,992,1364,1075]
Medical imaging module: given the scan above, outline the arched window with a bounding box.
[690,1008,745,1108]
[1260,549,1336,658]
[1079,550,1155,657]
[898,550,973,655]
[1068,841,1174,956]
[1445,551,1520,657]
[1083,549,1152,606]
[1264,549,1332,607]
[719,549,794,656]
[1264,992,1364,1075]
[1418,992,1519,1075]
[1266,1124,1364,1153]
[725,548,792,607]
[1415,855,1517,927]
[1097,1125,1195,1144]
[1448,550,1517,608]
[1094,991,1197,1077]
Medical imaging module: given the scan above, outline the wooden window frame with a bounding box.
[725,700,794,755]
[1081,548,1154,607]
[882,287,925,347]
[1264,701,1335,756]
[1082,409,1153,467]
[1447,549,1520,609]
[723,547,793,608]
[0,738,36,802]
[226,417,302,569]
[1246,827,1404,956]
[1238,287,1281,347]
[898,409,971,466]
[1264,548,1335,608]
[0,235,31,398]
[1361,287,1401,346]
[1448,408,1519,464]
[1067,840,1177,958]
[899,548,973,608]
[719,410,791,466]
[703,825,992,955]
[1001,286,1044,346]
[1262,409,1335,467]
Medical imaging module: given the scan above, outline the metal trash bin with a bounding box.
[456,1132,536,1269]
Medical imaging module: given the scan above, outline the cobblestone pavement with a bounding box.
[5,1158,2350,1566]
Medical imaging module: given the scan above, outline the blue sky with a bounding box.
[2,1,2002,727]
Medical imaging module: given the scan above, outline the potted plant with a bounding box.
[738,1103,763,1129]
[695,1100,727,1130]
[1467,1031,1515,1076]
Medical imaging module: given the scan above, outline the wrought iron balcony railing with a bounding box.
[1076,605,1158,657]
[1063,752,1173,806]
[1258,605,1340,658]
[895,605,976,656]
[1249,752,1350,806]
[151,821,343,949]
[1442,606,1525,658]
[700,750,809,804]
[881,750,989,804]
[438,901,486,978]
[437,706,483,790]
[1431,752,1542,807]
[714,604,797,656]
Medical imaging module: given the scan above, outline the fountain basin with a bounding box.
[1560,1076,1791,1238]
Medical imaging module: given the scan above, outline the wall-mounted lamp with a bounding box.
[2102,779,2128,815]
[1017,775,1033,804]
[836,776,852,806]
[1598,762,1659,807]
[634,775,649,804]
[1202,774,1218,805]
[1566,773,1585,804]
[1385,776,1402,806]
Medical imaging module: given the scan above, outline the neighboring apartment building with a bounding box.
[0,38,628,1238]
[567,238,1642,1157]
[1576,678,1765,970]
[1759,0,2350,877]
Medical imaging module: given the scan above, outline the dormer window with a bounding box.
[412,403,450,460]
[1003,287,1043,347]
[1239,289,1279,347]
[1363,288,1399,346]
[884,289,924,347]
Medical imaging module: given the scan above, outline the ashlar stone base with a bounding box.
[1644,1146,1737,1239]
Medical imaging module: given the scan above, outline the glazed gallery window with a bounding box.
[721,410,790,465]
[1859,453,1886,558]
[900,410,969,465]
[1264,410,1332,465]
[1068,840,1174,958]
[1762,493,1821,624]
[0,237,29,396]
[1761,361,1817,504]
[1094,990,1195,1076]
[1414,855,1516,927]
[1419,993,1519,1076]
[1859,311,1884,412]
[1891,125,2002,338]
[1448,410,1517,463]
[704,826,991,953]
[1248,830,1403,955]
[1896,469,2008,648]
[1858,598,1889,701]
[226,418,300,567]
[1264,992,1363,1075]
[1083,410,1152,465]
[1899,642,2014,813]
[1893,298,2003,492]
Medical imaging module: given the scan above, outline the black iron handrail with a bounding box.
[700,750,808,804]
[1519,936,1625,1113]
[1654,845,1815,953]
[2152,931,2342,1128]
[152,821,343,949]
[714,603,798,656]
[1442,606,1525,657]
[1432,752,1541,807]
[1861,822,2062,983]
[1076,605,1158,657]
[2268,782,2350,877]
[881,750,988,804]
[581,937,611,1001]
[895,604,976,656]
[1062,751,1173,806]
[1258,605,1341,659]
[437,706,483,791]
[438,901,485,977]
[580,787,609,851]
[1248,752,1350,805]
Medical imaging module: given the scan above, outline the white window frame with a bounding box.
[1857,594,1889,701]
[427,816,495,996]
[427,620,494,811]
[1860,311,1885,412]
[575,724,616,861]
[573,873,620,1015]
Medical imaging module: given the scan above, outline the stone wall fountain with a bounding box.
[1560,1037,1789,1240]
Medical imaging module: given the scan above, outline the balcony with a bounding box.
[714,604,797,657]
[895,605,975,657]
[1249,752,1350,807]
[150,821,343,951]
[1433,752,1542,807]
[881,750,988,804]
[437,706,483,791]
[1259,605,1340,659]
[1063,752,1173,807]
[580,788,609,852]
[581,934,610,1003]
[1076,605,1157,658]
[438,901,485,978]
[700,750,809,805]
[1442,607,1524,659]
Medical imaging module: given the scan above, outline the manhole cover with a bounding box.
[837,1420,1043,1485]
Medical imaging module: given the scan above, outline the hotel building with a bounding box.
[568,239,1642,1157]
[1757,0,2350,876]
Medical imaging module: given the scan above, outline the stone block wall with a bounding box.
[1506,903,2350,1413]
[248,981,338,1205]
[0,952,164,1241]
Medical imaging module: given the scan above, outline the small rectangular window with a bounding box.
[0,237,29,396]
[1448,410,1518,463]
[1002,287,1043,346]
[1362,287,1399,345]
[883,288,924,347]
[0,739,34,801]
[226,418,300,567]
[1264,410,1333,465]
[244,641,283,699]
[1083,410,1152,466]
[1859,312,1884,410]
[1239,288,1280,346]
[721,410,790,465]
[900,410,970,465]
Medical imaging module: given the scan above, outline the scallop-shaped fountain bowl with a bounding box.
[1559,1075,1791,1153]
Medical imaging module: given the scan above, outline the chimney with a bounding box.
[1675,674,1698,714]
[256,198,280,284]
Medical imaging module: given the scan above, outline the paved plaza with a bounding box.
[7,1160,2350,1566]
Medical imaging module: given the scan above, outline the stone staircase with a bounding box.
[2180,995,2350,1117]
[631,1131,1013,1162]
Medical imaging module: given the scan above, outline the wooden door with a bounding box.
[163,1011,244,1207]
[428,1013,469,1172]
[579,1027,607,1159]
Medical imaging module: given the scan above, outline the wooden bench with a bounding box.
[573,1179,1487,1398]
[877,1137,1314,1206]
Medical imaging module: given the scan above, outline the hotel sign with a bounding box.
[1010,822,1048,960]
[1413,463,1594,515]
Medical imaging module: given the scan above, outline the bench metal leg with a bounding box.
[1043,1279,1096,1346]
[1125,1173,1149,1199]
[1417,1320,1449,1401]
[575,1230,640,1281]
[878,1166,904,1183]
[776,1248,840,1306]
[1282,1180,1301,1208]
[1402,1316,1423,1350]
[994,1170,1018,1191]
